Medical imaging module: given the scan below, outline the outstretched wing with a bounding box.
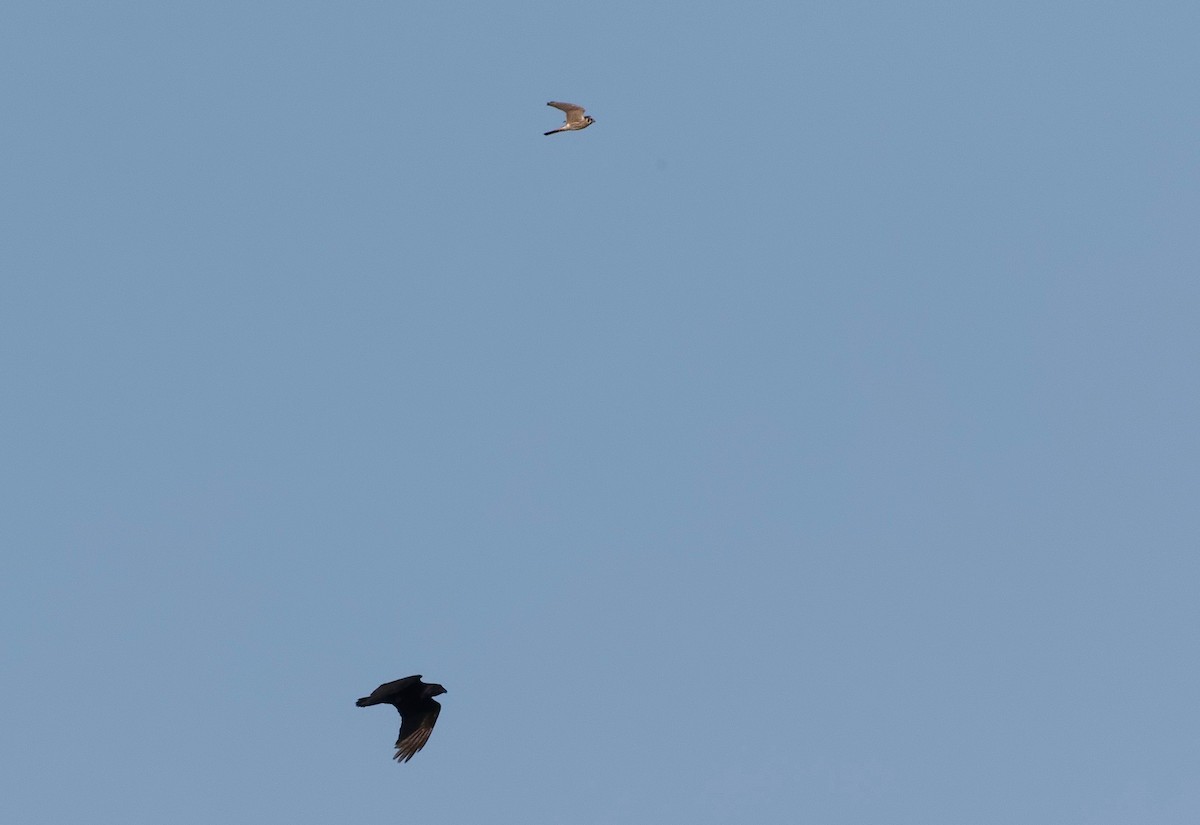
[357,675,421,706]
[547,101,586,124]
[393,700,442,763]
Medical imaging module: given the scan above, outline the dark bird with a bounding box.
[356,675,447,763]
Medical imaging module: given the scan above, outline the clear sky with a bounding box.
[3,2,1198,823]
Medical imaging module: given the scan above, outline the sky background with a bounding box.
[3,2,1199,823]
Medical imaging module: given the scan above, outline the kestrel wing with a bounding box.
[393,701,442,763]
[547,101,585,122]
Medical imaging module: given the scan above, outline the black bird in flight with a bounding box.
[356,675,447,763]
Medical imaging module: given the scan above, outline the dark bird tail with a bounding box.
[356,697,380,707]
[544,129,563,136]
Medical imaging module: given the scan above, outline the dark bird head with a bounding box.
[425,683,447,698]
[585,116,596,125]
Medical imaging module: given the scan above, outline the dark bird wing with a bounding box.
[547,101,586,124]
[394,700,442,763]
[356,675,421,706]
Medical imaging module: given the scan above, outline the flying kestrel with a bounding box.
[544,101,595,136]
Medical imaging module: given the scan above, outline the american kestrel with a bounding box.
[544,101,595,136]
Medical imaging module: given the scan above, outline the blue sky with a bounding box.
[3,2,1199,823]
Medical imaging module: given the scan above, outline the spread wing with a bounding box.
[547,101,586,124]
[393,700,442,763]
[358,675,421,706]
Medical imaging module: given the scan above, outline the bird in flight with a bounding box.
[544,101,595,136]
[356,675,447,763]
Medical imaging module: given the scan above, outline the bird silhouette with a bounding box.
[356,675,447,763]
